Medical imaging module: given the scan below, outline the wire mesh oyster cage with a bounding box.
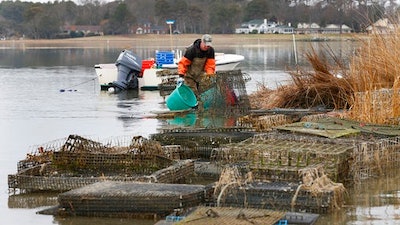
[212,166,345,214]
[8,135,196,193]
[57,181,206,218]
[159,69,251,116]
[151,127,256,160]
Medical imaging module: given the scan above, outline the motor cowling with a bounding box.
[112,50,142,91]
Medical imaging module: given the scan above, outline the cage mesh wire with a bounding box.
[206,70,250,116]
[58,181,206,218]
[218,182,337,214]
[18,135,163,173]
[9,112,400,216]
[238,114,294,132]
[8,135,198,193]
[209,132,353,183]
[158,69,251,115]
[351,89,400,125]
[213,166,345,214]
[151,127,255,160]
[8,193,58,209]
[350,136,400,182]
[208,131,400,183]
[178,206,285,225]
[9,132,351,216]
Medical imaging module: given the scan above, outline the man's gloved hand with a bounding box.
[176,77,184,85]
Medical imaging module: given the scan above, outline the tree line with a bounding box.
[0,0,397,39]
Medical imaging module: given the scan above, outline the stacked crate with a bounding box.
[156,51,174,67]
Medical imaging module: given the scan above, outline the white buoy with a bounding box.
[108,87,115,93]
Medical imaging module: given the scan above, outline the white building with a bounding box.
[235,19,293,34]
[366,18,397,34]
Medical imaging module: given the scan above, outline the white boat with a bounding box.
[95,50,244,91]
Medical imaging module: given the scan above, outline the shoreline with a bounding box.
[0,33,363,49]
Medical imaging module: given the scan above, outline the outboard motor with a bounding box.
[111,50,142,92]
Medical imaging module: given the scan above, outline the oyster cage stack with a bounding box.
[10,115,400,219]
[8,135,195,194]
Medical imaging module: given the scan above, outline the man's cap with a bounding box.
[201,34,212,47]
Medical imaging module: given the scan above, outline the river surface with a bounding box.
[1,40,400,225]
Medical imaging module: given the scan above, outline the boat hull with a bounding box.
[95,53,244,91]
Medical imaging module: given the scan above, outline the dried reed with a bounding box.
[250,18,400,125]
[250,46,353,110]
[348,19,400,124]
[294,164,346,210]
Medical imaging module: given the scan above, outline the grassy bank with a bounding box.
[0,33,363,49]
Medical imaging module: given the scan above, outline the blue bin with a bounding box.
[156,51,174,67]
[166,84,197,111]
[275,220,288,225]
[165,216,185,222]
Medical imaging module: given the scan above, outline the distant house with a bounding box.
[296,23,320,34]
[235,19,266,34]
[132,22,168,34]
[270,25,294,34]
[322,24,352,34]
[366,18,397,34]
[295,23,352,34]
[63,25,102,36]
[236,19,291,34]
[151,25,168,34]
[133,22,152,34]
[235,26,251,34]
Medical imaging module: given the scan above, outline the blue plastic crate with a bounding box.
[275,220,288,225]
[165,215,185,222]
[156,51,174,66]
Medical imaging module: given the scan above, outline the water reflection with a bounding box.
[53,216,155,225]
[167,112,197,127]
[115,89,141,128]
[121,89,141,99]
[3,40,399,225]
[0,40,359,68]
[8,193,58,209]
[166,112,237,128]
[316,168,400,224]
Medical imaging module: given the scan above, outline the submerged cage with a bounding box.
[58,181,206,218]
[151,127,256,160]
[217,181,340,214]
[209,132,353,183]
[212,166,345,214]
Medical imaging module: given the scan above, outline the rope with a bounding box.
[60,77,97,92]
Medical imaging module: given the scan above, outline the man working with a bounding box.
[177,34,216,109]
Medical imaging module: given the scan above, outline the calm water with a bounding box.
[1,41,399,225]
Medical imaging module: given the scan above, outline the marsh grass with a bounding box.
[250,18,400,125]
[250,45,353,110]
[347,21,400,124]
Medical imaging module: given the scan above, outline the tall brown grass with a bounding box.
[250,19,400,125]
[348,21,400,124]
[286,47,353,109]
[249,45,353,110]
